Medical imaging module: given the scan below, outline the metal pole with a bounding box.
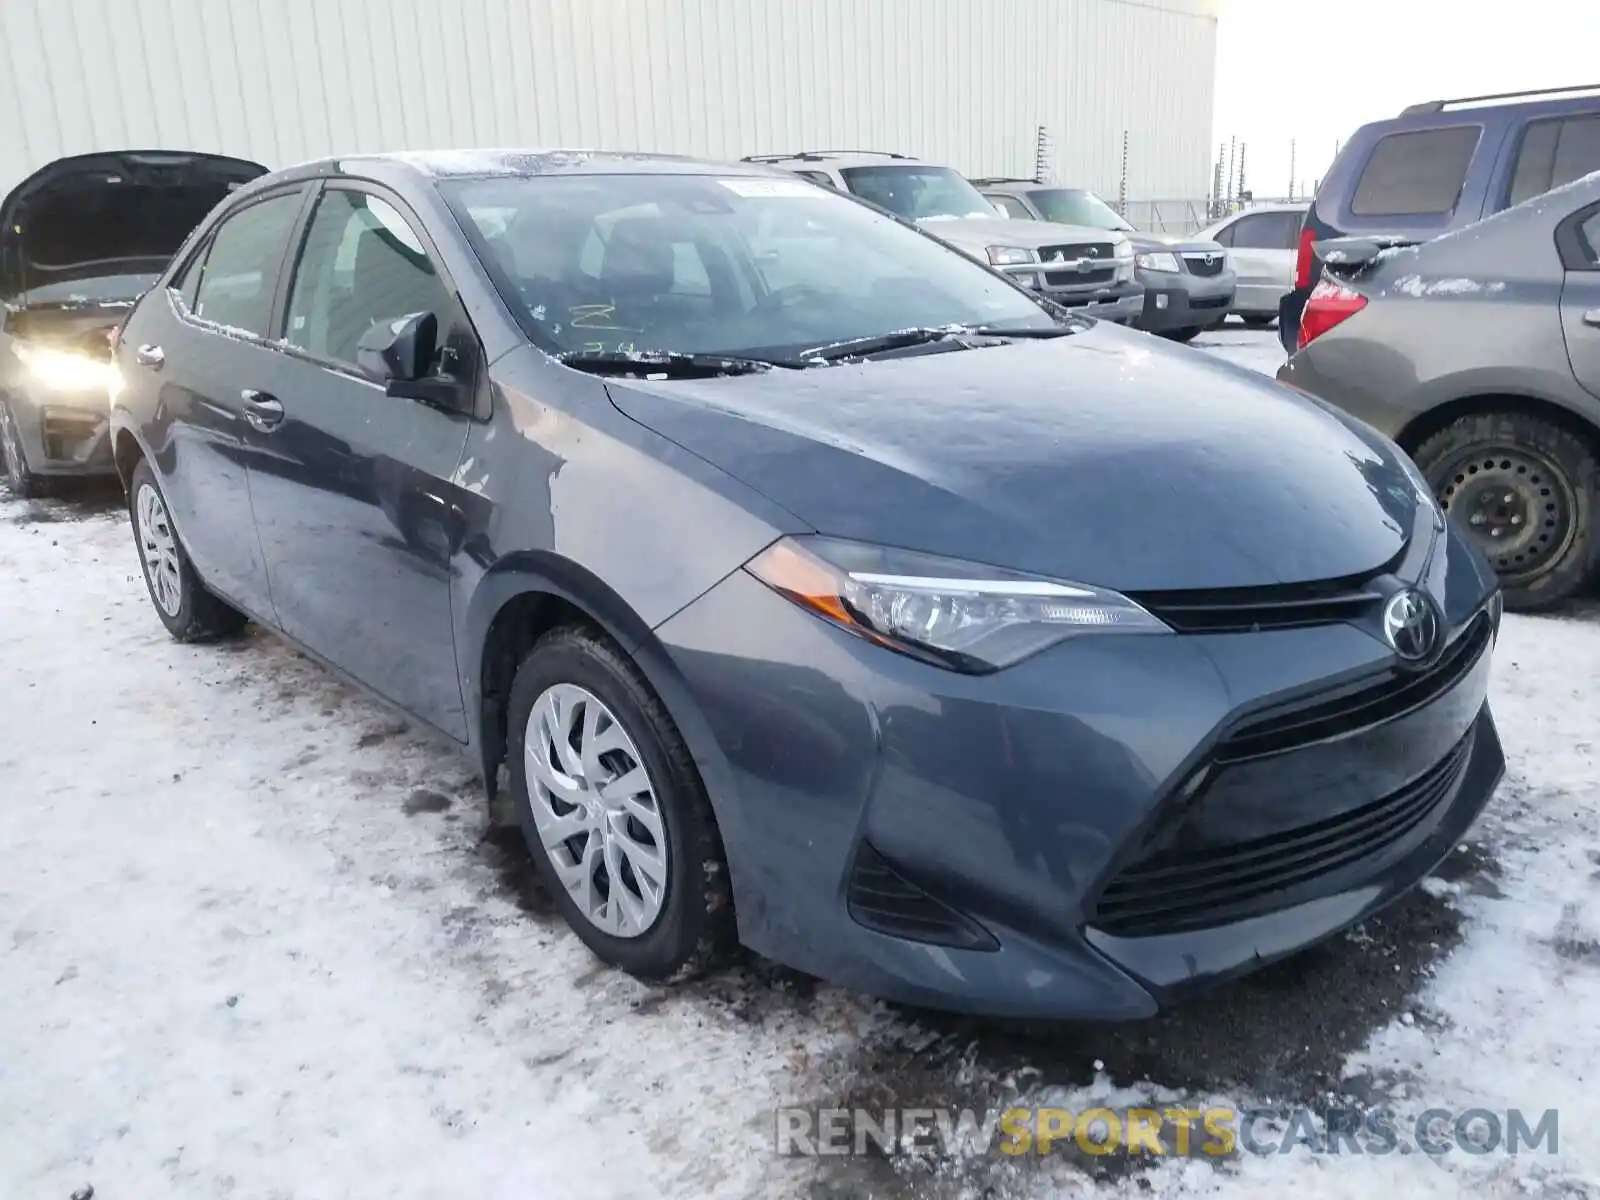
[1118,130,1129,215]
[1288,138,1296,200]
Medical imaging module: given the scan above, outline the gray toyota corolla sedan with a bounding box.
[108,150,1505,1019]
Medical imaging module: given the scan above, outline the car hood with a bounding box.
[915,215,1126,254]
[605,323,1423,592]
[1134,233,1226,255]
[0,150,268,303]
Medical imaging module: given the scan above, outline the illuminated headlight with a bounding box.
[12,342,117,393]
[987,245,1039,267]
[1135,251,1182,273]
[747,536,1170,672]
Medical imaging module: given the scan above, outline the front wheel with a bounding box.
[507,625,735,982]
[1162,327,1202,343]
[1240,314,1276,329]
[1414,412,1600,611]
[128,458,250,641]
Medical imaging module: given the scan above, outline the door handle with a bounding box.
[1584,309,1600,328]
[241,389,285,433]
[135,344,165,369]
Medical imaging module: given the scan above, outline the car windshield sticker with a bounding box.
[717,178,819,199]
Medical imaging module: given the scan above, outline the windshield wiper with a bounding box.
[556,350,784,378]
[799,326,999,363]
[969,323,1081,339]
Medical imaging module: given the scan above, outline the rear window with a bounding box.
[1507,114,1600,208]
[1349,126,1481,217]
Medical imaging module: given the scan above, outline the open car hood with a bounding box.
[1,150,268,304]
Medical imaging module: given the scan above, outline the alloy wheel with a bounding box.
[523,682,669,938]
[135,483,184,618]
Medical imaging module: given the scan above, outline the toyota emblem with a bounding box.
[1382,588,1439,662]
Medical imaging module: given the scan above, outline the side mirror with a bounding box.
[356,311,470,413]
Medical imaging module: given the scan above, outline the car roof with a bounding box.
[1220,202,1310,216]
[235,149,784,196]
[743,151,937,172]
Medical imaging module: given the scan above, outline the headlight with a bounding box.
[12,342,117,393]
[1135,251,1182,273]
[746,536,1170,672]
[986,245,1038,266]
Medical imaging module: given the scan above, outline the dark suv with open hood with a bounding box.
[0,151,266,494]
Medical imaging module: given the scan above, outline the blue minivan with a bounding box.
[1282,84,1600,352]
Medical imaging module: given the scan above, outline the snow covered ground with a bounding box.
[3,327,1598,1199]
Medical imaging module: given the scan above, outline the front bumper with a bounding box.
[1,386,115,477]
[997,263,1145,325]
[1135,268,1238,334]
[654,523,1502,1019]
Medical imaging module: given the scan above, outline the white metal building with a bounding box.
[0,0,1219,207]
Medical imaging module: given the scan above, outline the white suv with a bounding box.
[742,151,1145,324]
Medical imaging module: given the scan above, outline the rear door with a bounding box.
[246,183,478,738]
[1559,201,1600,402]
[1218,210,1300,311]
[122,187,306,615]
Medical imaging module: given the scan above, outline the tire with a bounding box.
[1163,327,1202,343]
[0,400,45,498]
[507,624,735,982]
[127,458,250,641]
[1413,411,1600,612]
[1241,314,1276,329]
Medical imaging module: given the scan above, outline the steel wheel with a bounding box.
[523,682,669,938]
[1431,444,1578,588]
[135,482,184,618]
[0,403,35,494]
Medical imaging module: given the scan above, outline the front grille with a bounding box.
[1038,242,1118,263]
[1044,268,1115,287]
[1183,253,1226,277]
[1092,727,1476,937]
[846,843,997,951]
[1131,574,1386,634]
[1218,612,1492,763]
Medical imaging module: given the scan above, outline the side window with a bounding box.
[1211,221,1235,247]
[171,240,210,311]
[285,189,453,369]
[1230,212,1297,249]
[190,191,304,335]
[1350,126,1481,217]
[1579,211,1600,268]
[1508,115,1600,208]
[989,195,1033,219]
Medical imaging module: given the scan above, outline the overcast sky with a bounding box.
[1213,0,1600,199]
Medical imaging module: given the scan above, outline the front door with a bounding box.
[247,185,477,738]
[1561,203,1600,403]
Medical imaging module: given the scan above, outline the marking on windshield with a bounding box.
[718,178,819,199]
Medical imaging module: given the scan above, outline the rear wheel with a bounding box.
[507,625,735,982]
[1240,314,1276,329]
[128,458,249,641]
[0,400,44,498]
[1414,412,1600,611]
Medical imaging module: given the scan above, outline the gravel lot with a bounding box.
[3,327,1598,1199]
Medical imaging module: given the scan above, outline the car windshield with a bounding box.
[442,173,1060,360]
[1026,189,1134,232]
[836,166,998,222]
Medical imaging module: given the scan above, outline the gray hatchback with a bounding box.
[1279,171,1600,610]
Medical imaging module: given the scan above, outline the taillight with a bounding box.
[1298,279,1368,349]
[1294,225,1318,289]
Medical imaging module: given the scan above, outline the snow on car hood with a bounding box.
[605,323,1422,593]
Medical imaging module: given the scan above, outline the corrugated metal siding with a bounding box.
[1,0,1216,204]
